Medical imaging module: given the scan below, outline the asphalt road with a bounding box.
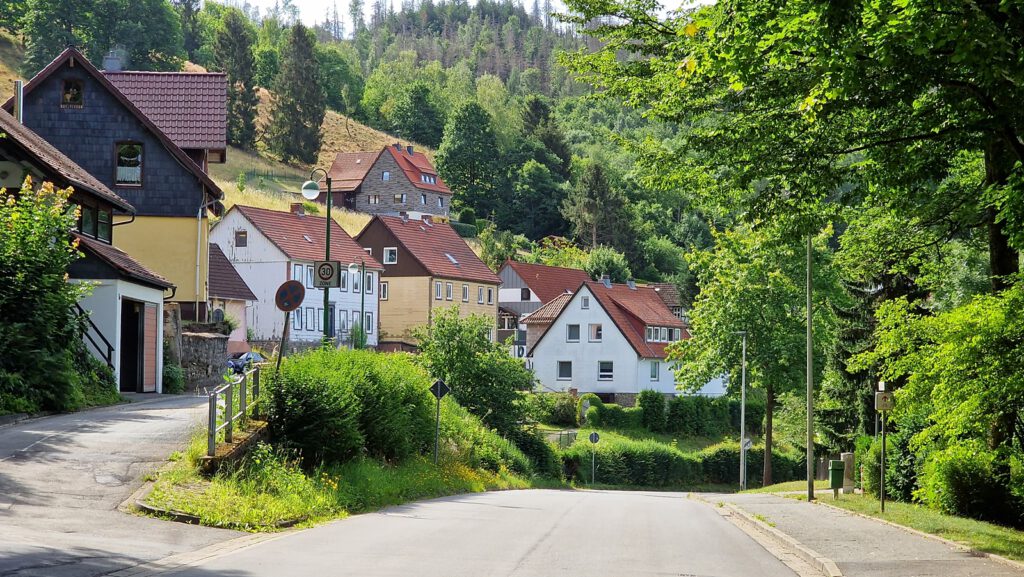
[164,489,798,577]
[0,395,240,577]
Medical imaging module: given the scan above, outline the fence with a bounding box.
[206,365,261,457]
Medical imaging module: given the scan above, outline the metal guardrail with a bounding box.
[207,365,261,457]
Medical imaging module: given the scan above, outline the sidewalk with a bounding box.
[713,493,1024,577]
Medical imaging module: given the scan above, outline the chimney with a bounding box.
[290,203,304,216]
[393,142,402,151]
[601,275,612,288]
[12,80,23,123]
[102,47,126,71]
[627,279,636,290]
[406,145,414,155]
[399,211,409,223]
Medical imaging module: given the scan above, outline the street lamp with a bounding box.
[348,260,365,348]
[301,169,332,346]
[736,330,748,490]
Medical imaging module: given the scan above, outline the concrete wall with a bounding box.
[181,332,228,388]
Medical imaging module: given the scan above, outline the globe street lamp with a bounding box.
[301,170,332,346]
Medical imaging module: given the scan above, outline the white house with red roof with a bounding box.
[320,143,452,219]
[210,204,383,347]
[497,260,592,355]
[525,279,689,404]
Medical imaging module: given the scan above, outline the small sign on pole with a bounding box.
[589,432,599,485]
[431,379,449,465]
[589,432,600,444]
[274,281,305,372]
[875,388,894,512]
[313,260,341,288]
[742,437,753,451]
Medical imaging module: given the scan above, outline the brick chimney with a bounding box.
[290,203,304,216]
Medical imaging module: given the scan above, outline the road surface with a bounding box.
[163,489,797,577]
[0,395,240,577]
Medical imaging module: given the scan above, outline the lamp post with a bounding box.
[301,170,332,346]
[348,260,365,348]
[736,330,748,490]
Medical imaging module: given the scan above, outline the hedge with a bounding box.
[665,395,765,437]
[578,393,642,429]
[449,221,477,238]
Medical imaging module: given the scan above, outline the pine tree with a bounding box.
[349,0,365,37]
[215,9,259,149]
[391,82,444,147]
[561,161,626,249]
[436,102,500,217]
[172,0,200,61]
[268,23,326,163]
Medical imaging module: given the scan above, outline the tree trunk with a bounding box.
[763,383,774,486]
[984,138,1020,292]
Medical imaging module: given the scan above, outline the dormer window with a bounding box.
[61,80,84,108]
[420,174,437,184]
[115,142,143,186]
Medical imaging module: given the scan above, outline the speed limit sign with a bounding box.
[314,260,340,288]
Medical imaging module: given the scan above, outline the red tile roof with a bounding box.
[522,292,573,324]
[502,260,592,303]
[384,144,451,194]
[104,71,227,151]
[361,215,500,285]
[230,205,383,269]
[0,109,133,212]
[324,151,381,192]
[74,233,173,289]
[209,243,256,301]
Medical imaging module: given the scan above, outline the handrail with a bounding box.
[75,302,114,368]
[207,365,261,457]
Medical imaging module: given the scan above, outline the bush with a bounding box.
[637,390,666,432]
[698,442,804,486]
[522,392,577,427]
[664,395,760,437]
[917,443,1024,527]
[508,428,562,478]
[562,435,702,486]
[449,221,477,238]
[163,360,185,395]
[438,398,531,475]
[458,207,477,225]
[578,394,640,429]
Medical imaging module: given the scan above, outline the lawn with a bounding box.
[742,479,828,494]
[796,493,1024,562]
[578,426,730,454]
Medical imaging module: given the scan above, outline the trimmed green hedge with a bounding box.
[449,221,477,238]
[578,393,642,429]
[665,395,765,437]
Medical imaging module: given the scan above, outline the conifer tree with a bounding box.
[436,102,500,217]
[215,9,258,149]
[267,23,326,164]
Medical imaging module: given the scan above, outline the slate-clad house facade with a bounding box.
[4,48,225,321]
[497,260,591,356]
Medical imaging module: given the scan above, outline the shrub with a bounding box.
[458,207,477,226]
[579,394,641,429]
[916,443,1024,527]
[508,428,562,478]
[665,396,758,437]
[163,358,185,395]
[522,392,577,427]
[562,434,702,486]
[449,221,477,238]
[637,390,666,432]
[439,398,531,475]
[698,442,804,486]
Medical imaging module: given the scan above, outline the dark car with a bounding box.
[226,351,265,374]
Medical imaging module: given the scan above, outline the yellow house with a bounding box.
[355,215,502,351]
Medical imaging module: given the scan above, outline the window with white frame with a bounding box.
[446,282,453,300]
[365,272,374,294]
[598,361,614,381]
[317,308,323,331]
[589,323,603,342]
[566,324,580,342]
[500,315,517,330]
[293,263,303,283]
[394,193,407,204]
[383,247,398,264]
[365,312,373,334]
[339,270,348,291]
[115,142,143,186]
[557,361,572,380]
[477,287,484,303]
[438,197,444,208]
[581,296,590,309]
[304,307,315,331]
[352,271,361,293]
[352,310,360,330]
[486,288,493,304]
[364,247,373,256]
[462,284,469,302]
[650,361,659,381]
[380,281,389,300]
[368,194,380,205]
[382,171,390,181]
[420,193,427,204]
[306,265,314,288]
[292,309,302,330]
[436,281,443,300]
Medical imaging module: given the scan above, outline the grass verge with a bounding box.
[797,493,1024,562]
[144,432,537,532]
[576,427,728,454]
[741,479,829,494]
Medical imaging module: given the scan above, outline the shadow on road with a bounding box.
[0,546,254,577]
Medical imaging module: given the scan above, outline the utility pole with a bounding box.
[737,330,748,491]
[806,233,815,502]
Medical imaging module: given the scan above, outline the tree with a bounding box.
[390,82,444,147]
[436,102,500,217]
[172,0,201,62]
[509,159,564,239]
[315,42,364,113]
[584,246,631,283]
[668,225,840,485]
[215,9,258,149]
[267,23,326,164]
[349,0,365,37]
[0,0,26,33]
[561,160,627,249]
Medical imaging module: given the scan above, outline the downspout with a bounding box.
[196,194,219,322]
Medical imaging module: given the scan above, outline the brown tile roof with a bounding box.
[74,233,173,289]
[361,215,500,285]
[521,292,572,324]
[209,243,256,301]
[2,48,224,209]
[230,205,383,269]
[385,144,451,194]
[647,282,682,308]
[502,260,592,303]
[104,71,227,151]
[324,151,381,192]
[0,110,133,212]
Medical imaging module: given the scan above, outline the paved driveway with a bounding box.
[0,395,241,577]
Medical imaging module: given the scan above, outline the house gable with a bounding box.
[355,217,430,278]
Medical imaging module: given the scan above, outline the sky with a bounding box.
[237,0,702,27]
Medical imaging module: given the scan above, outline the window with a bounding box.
[445,282,453,300]
[383,247,398,264]
[646,327,654,342]
[97,210,111,242]
[292,309,302,330]
[306,265,314,288]
[444,253,459,265]
[352,310,360,330]
[380,281,389,300]
[304,307,315,331]
[520,288,530,301]
[674,328,681,341]
[486,288,493,304]
[363,272,373,294]
[317,308,323,331]
[420,193,427,204]
[478,287,484,304]
[80,204,96,237]
[234,229,247,247]
[462,284,469,302]
[501,315,517,330]
[365,312,374,334]
[589,323,603,342]
[293,264,303,282]
[438,197,444,208]
[115,142,143,186]
[650,361,660,381]
[339,270,348,291]
[581,296,590,309]
[382,171,391,181]
[566,324,580,342]
[352,271,361,293]
[420,174,437,184]
[557,361,572,380]
[364,247,373,256]
[61,79,83,108]
[660,327,669,341]
[435,281,443,300]
[394,193,407,204]
[368,194,380,205]
[598,361,614,381]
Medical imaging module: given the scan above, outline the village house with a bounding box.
[210,204,383,347]
[497,260,592,354]
[321,144,452,219]
[355,215,500,351]
[4,47,227,321]
[0,108,172,393]
[208,243,257,354]
[525,279,688,406]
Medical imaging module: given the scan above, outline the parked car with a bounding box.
[226,351,265,374]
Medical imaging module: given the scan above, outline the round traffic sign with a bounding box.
[317,262,335,282]
[275,280,305,312]
[589,432,600,444]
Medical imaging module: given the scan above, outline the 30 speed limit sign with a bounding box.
[314,260,341,288]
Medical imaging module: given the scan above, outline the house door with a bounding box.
[119,300,143,392]
[142,303,158,392]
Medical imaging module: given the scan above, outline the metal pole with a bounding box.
[207,393,217,457]
[433,394,441,465]
[323,176,333,346]
[225,383,234,444]
[806,233,815,501]
[740,331,747,491]
[592,445,596,485]
[360,259,366,347]
[276,311,289,373]
[881,415,886,513]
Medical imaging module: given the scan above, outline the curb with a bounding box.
[693,495,842,577]
[811,498,1024,573]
